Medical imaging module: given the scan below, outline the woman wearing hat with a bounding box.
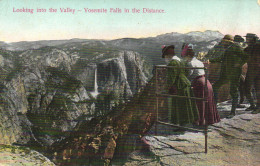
[182,44,220,126]
[162,45,198,126]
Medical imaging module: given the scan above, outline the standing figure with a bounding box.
[209,34,246,118]
[234,35,247,107]
[183,44,220,126]
[252,39,260,114]
[244,33,259,112]
[162,45,199,125]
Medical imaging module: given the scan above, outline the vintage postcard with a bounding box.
[0,0,260,165]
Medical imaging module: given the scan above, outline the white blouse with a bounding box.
[172,55,181,61]
[165,55,181,64]
[187,57,205,81]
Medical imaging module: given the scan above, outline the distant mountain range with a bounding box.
[0,30,224,65]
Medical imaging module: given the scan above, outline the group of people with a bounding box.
[161,33,260,126]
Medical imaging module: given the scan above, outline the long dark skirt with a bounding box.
[192,75,220,126]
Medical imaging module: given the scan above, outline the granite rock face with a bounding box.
[0,46,150,148]
[0,145,55,165]
[122,105,260,166]
[0,49,31,145]
[47,76,158,165]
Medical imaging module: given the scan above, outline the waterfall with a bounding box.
[90,67,99,98]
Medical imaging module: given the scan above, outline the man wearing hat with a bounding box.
[234,35,247,48]
[234,35,245,42]
[244,33,260,113]
[210,34,246,118]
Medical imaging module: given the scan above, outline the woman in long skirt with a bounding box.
[162,45,199,125]
[182,44,220,126]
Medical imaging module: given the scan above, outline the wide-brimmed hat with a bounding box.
[162,45,175,58]
[244,33,258,39]
[223,34,234,41]
[181,43,194,57]
[234,35,244,42]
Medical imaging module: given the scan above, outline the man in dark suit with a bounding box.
[244,33,259,113]
[210,34,246,118]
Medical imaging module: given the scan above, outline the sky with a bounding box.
[0,0,260,42]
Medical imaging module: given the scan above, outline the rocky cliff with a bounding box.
[0,144,55,165]
[0,45,151,151]
[0,31,238,165]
